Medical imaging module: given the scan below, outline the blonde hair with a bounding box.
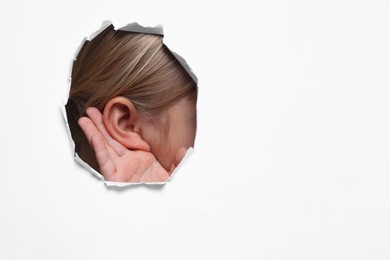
[66,24,197,162]
[68,24,196,115]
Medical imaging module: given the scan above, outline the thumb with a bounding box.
[169,147,188,174]
[175,147,188,166]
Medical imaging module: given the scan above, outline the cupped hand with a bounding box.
[78,107,170,183]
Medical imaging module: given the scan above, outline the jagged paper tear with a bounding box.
[62,21,197,187]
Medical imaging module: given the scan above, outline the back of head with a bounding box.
[66,24,197,165]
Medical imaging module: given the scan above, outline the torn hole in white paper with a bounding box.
[63,21,198,186]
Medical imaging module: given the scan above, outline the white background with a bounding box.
[0,0,389,259]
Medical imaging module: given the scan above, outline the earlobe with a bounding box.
[103,96,151,152]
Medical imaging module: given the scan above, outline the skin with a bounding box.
[78,97,196,183]
[137,97,197,172]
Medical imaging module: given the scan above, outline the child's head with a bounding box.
[66,24,197,176]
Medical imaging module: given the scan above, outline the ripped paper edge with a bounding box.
[62,20,198,187]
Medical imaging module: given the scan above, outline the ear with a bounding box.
[103,96,151,152]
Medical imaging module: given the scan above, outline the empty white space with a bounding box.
[0,0,389,259]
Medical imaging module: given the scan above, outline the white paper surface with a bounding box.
[1,1,390,259]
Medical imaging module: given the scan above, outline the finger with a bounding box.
[141,161,169,182]
[78,116,119,160]
[78,116,101,150]
[78,117,117,179]
[85,107,128,157]
[91,134,116,180]
[168,147,188,175]
[154,161,170,182]
[78,111,119,159]
[85,107,112,142]
[169,164,174,175]
[174,147,188,167]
